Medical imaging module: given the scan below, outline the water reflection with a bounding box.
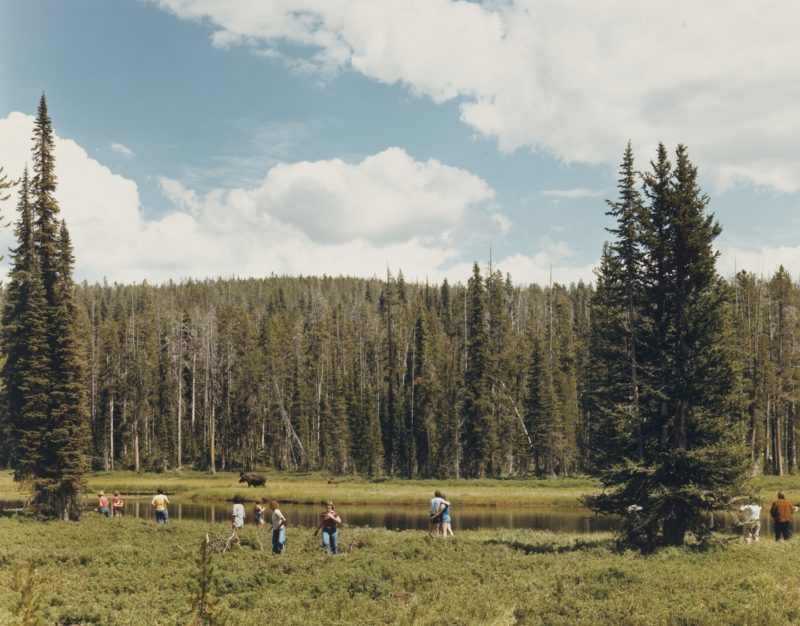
[4,497,798,536]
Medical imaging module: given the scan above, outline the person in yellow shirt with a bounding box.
[152,487,170,525]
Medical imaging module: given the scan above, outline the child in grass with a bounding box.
[270,500,286,554]
[97,491,110,517]
[111,491,124,517]
[254,499,266,526]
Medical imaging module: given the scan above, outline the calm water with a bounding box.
[2,497,616,532]
[0,498,790,536]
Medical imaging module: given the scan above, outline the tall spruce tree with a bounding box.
[1,169,50,477]
[3,96,90,518]
[586,144,747,549]
[461,262,494,477]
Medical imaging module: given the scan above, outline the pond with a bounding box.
[0,498,788,536]
[116,499,623,532]
[2,497,616,532]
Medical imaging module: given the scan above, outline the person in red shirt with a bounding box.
[770,492,793,541]
[314,501,341,555]
[111,491,124,517]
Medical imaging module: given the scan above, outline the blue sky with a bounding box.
[1,0,799,285]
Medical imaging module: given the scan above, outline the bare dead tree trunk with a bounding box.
[108,395,115,471]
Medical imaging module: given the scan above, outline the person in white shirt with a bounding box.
[270,500,287,554]
[230,494,246,549]
[740,499,762,543]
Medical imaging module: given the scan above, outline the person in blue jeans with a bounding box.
[152,488,169,525]
[314,501,341,555]
[270,499,287,555]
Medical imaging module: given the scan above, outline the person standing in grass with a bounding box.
[429,490,444,535]
[739,497,762,543]
[230,494,246,548]
[254,499,266,526]
[111,491,124,517]
[97,491,110,517]
[770,492,793,541]
[152,488,170,525]
[314,501,341,555]
[270,500,287,555]
[438,492,453,538]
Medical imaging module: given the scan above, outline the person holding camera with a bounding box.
[314,501,341,555]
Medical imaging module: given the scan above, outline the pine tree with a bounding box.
[34,221,89,519]
[3,96,90,519]
[586,144,748,549]
[1,169,50,478]
[461,262,494,477]
[187,535,221,625]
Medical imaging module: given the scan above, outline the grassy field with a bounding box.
[0,470,601,507]
[5,469,800,511]
[2,514,800,625]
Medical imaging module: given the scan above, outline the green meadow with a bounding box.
[5,471,800,624]
[2,514,800,625]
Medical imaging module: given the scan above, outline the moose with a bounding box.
[239,472,267,487]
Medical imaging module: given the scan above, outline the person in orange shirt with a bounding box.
[770,492,793,541]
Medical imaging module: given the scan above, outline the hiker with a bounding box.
[270,499,287,555]
[254,499,266,526]
[438,492,453,538]
[230,494,246,548]
[429,490,444,535]
[314,501,341,555]
[112,491,124,517]
[98,491,110,518]
[770,492,793,541]
[152,487,170,525]
[739,498,762,543]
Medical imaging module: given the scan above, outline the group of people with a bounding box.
[740,491,797,543]
[231,496,342,555]
[230,495,290,554]
[99,486,453,554]
[96,491,124,517]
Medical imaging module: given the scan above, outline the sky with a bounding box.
[1,0,800,286]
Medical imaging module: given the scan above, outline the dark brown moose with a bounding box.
[239,472,267,487]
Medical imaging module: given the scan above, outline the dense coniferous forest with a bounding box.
[13,270,593,479]
[1,261,796,480]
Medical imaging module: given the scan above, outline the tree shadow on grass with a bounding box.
[484,536,611,555]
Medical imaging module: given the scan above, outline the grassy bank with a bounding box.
[5,470,800,509]
[1,515,800,625]
[0,470,600,507]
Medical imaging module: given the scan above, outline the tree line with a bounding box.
[1,250,796,483]
[19,269,593,480]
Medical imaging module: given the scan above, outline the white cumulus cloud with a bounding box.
[1,112,528,284]
[154,0,800,192]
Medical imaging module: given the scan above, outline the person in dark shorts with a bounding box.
[770,492,793,541]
